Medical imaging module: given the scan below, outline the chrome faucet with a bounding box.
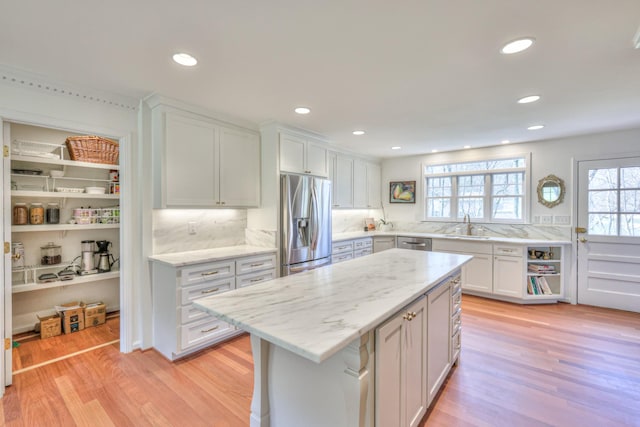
[463,214,473,236]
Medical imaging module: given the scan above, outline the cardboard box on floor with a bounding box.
[84,302,106,327]
[55,301,85,334]
[37,314,61,339]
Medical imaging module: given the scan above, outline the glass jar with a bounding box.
[40,242,62,265]
[29,203,45,225]
[12,242,25,269]
[13,203,28,225]
[46,203,60,224]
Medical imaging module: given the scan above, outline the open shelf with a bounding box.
[12,223,119,232]
[12,190,119,200]
[12,154,119,170]
[12,271,120,294]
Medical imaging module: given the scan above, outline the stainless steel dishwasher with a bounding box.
[396,236,433,251]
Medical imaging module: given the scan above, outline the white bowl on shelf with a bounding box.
[50,170,65,178]
[85,186,106,194]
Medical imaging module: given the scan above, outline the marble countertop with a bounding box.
[149,245,277,267]
[332,231,571,245]
[194,249,471,363]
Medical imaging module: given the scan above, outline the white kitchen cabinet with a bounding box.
[525,245,565,301]
[328,152,354,208]
[376,296,427,427]
[151,106,260,208]
[373,236,396,253]
[353,159,382,208]
[493,244,524,299]
[432,239,492,293]
[427,280,451,405]
[279,132,327,177]
[151,251,276,361]
[332,237,372,263]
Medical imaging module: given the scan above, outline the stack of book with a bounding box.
[528,264,556,274]
[527,276,553,295]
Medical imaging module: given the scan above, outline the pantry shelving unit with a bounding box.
[525,245,564,301]
[7,122,122,334]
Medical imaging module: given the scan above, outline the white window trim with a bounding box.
[422,152,532,224]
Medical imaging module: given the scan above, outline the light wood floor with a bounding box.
[1,295,639,426]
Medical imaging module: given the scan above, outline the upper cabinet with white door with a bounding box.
[148,98,260,208]
[279,132,328,177]
[354,159,381,208]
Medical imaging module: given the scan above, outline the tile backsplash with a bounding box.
[153,209,247,254]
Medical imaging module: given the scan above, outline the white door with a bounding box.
[576,157,640,312]
[2,120,12,391]
[218,127,260,207]
[405,297,427,427]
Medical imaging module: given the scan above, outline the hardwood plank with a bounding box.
[2,296,639,426]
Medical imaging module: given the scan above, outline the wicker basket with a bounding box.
[65,136,119,165]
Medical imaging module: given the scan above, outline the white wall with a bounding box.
[382,127,640,239]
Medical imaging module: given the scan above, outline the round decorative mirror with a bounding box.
[537,174,565,208]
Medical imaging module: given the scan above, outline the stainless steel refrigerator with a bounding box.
[281,173,332,276]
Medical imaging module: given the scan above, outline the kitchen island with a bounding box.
[194,248,471,427]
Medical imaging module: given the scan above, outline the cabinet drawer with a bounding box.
[494,244,523,257]
[451,275,462,295]
[236,254,276,275]
[180,303,210,325]
[332,252,353,264]
[433,239,492,254]
[353,238,372,249]
[451,288,462,313]
[332,241,354,254]
[451,329,461,361]
[354,248,372,258]
[181,261,235,286]
[237,269,276,288]
[180,277,234,306]
[451,308,462,336]
[180,316,235,351]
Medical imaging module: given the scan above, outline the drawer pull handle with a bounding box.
[250,277,264,283]
[201,271,219,276]
[250,263,264,267]
[201,326,219,333]
[201,287,220,294]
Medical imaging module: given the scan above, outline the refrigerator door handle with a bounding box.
[310,184,319,250]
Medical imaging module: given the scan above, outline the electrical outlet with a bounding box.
[540,215,553,225]
[554,215,571,225]
[188,221,197,235]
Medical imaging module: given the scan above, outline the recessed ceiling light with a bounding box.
[352,130,365,136]
[172,53,198,66]
[517,95,541,104]
[431,149,438,153]
[501,140,510,144]
[501,38,535,54]
[391,146,402,150]
[527,125,545,130]
[294,107,311,115]
[463,145,471,149]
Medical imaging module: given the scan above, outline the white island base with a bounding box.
[250,332,374,427]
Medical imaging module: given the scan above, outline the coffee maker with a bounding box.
[80,240,98,275]
[96,240,114,272]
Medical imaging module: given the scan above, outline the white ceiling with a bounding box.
[1,1,640,158]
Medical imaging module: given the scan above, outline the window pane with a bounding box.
[621,190,640,212]
[427,177,451,197]
[492,173,523,196]
[621,167,640,189]
[588,213,617,235]
[458,175,485,196]
[588,168,618,190]
[588,190,617,212]
[458,198,483,218]
[620,214,640,236]
[427,198,450,217]
[425,156,526,174]
[493,197,523,219]
[491,158,526,169]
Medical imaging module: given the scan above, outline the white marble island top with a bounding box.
[194,249,471,363]
[148,245,276,267]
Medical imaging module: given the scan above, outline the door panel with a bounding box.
[577,157,640,312]
[2,120,12,390]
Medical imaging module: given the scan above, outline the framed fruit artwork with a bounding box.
[389,181,416,203]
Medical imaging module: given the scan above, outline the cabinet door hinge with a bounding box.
[3,145,9,157]
[4,338,10,350]
[4,242,10,254]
